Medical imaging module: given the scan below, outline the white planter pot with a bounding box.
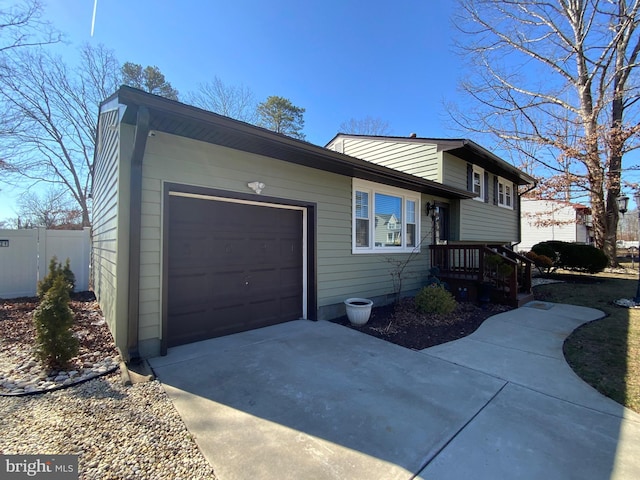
[344,298,374,326]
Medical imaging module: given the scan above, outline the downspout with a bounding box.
[512,182,537,250]
[126,106,150,362]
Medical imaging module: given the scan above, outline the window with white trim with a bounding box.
[497,177,514,209]
[472,166,484,201]
[352,179,421,253]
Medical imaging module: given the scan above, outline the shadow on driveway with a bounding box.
[150,312,640,480]
[149,320,504,480]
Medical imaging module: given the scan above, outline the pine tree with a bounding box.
[33,275,79,369]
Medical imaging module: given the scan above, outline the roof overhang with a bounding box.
[100,87,473,200]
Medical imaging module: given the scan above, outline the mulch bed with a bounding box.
[330,297,513,350]
[0,292,117,374]
[2,293,513,366]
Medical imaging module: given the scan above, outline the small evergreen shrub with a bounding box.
[37,257,75,298]
[415,284,457,315]
[424,267,449,290]
[562,243,608,273]
[33,275,79,369]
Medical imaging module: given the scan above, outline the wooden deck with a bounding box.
[430,244,534,307]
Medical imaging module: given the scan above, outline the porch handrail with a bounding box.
[430,244,533,305]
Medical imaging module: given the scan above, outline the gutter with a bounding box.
[114,86,472,200]
[126,106,150,362]
[513,182,538,249]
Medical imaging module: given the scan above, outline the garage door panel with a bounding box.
[170,236,212,265]
[279,266,303,285]
[167,272,208,305]
[168,195,304,347]
[246,238,279,263]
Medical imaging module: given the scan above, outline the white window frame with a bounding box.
[352,179,421,254]
[497,177,514,209]
[472,166,484,202]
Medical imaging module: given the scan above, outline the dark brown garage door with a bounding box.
[167,195,304,347]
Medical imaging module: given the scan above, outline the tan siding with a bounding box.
[339,138,440,181]
[137,132,433,341]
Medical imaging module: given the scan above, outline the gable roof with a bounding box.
[99,87,473,200]
[326,133,536,186]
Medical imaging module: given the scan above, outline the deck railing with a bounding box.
[429,244,533,306]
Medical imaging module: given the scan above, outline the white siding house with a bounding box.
[518,199,593,251]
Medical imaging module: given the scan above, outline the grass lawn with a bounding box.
[533,261,640,414]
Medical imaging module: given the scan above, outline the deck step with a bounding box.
[516,292,535,307]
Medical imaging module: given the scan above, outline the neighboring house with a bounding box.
[92,87,535,361]
[374,213,401,246]
[518,199,593,252]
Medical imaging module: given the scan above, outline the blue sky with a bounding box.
[1,0,637,221]
[49,0,459,144]
[1,0,462,221]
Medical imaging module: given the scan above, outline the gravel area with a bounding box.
[0,294,217,480]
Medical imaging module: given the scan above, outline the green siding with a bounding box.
[91,111,133,357]
[443,153,519,243]
[137,132,433,343]
[441,153,468,190]
[459,200,519,243]
[331,140,520,244]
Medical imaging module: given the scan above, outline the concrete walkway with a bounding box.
[149,302,640,480]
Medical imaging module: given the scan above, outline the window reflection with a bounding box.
[374,193,402,247]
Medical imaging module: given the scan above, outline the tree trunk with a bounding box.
[604,191,620,267]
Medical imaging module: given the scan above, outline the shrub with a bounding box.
[525,251,555,274]
[415,284,457,315]
[424,266,449,290]
[33,275,79,369]
[37,257,75,298]
[530,242,558,262]
[531,241,608,274]
[562,243,608,273]
[484,253,514,280]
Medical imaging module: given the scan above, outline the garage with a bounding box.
[166,192,306,347]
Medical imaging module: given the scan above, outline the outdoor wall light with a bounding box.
[248,181,265,194]
[425,201,437,217]
[618,194,629,214]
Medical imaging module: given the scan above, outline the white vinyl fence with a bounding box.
[0,227,90,299]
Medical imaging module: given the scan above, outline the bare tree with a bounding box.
[16,188,82,229]
[339,116,391,135]
[452,0,640,265]
[0,44,120,227]
[0,0,60,55]
[186,76,257,122]
[0,1,61,147]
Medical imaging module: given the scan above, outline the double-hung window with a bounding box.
[497,177,514,209]
[472,166,484,201]
[352,179,420,253]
